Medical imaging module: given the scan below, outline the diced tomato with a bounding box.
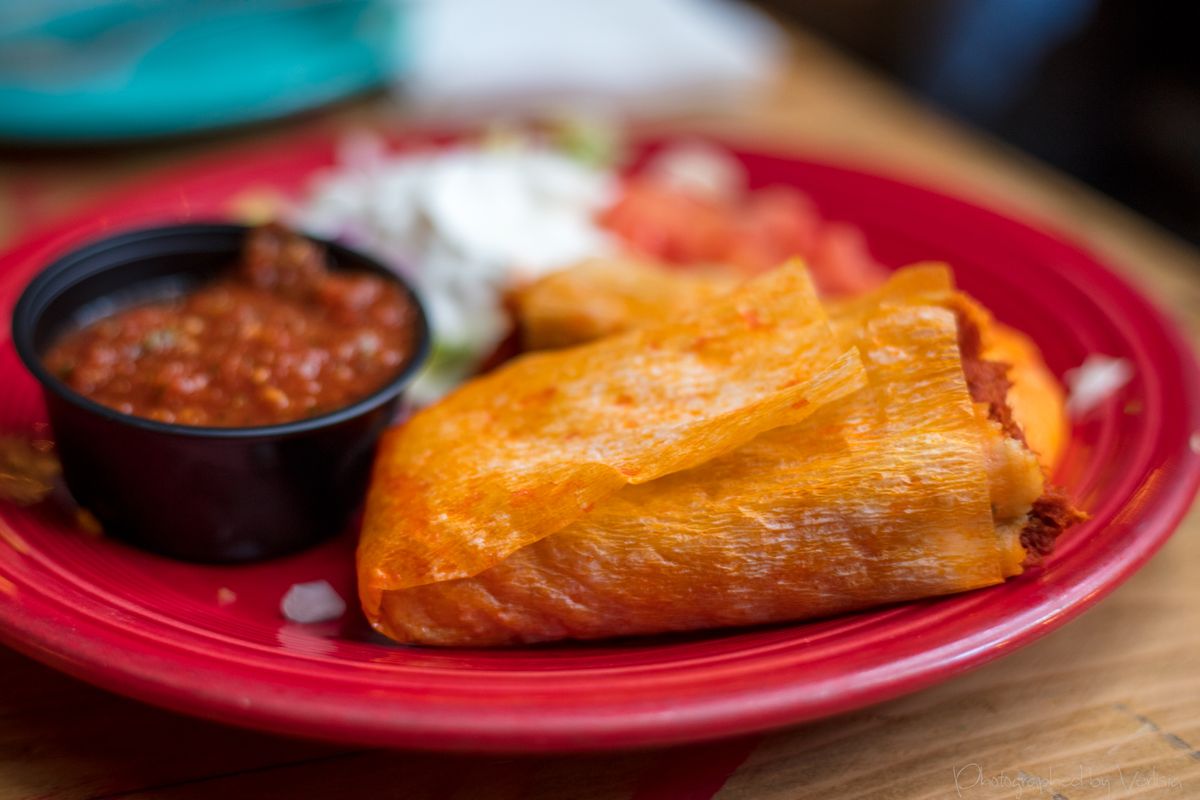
[809,223,887,295]
[598,179,736,268]
[599,175,889,294]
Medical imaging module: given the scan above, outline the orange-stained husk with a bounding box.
[359,261,866,616]
[361,265,1053,646]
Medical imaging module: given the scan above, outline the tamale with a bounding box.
[360,265,1083,646]
[512,258,1067,470]
[512,258,738,350]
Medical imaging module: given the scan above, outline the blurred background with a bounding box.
[1,0,1197,243]
[771,0,1200,246]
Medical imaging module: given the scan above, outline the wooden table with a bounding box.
[2,31,1198,800]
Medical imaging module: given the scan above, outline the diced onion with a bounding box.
[281,580,346,624]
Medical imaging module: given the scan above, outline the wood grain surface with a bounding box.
[0,30,1197,800]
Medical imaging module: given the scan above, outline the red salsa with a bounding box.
[44,224,419,428]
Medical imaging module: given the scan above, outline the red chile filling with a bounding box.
[955,308,1086,558]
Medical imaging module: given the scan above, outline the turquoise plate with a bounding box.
[0,1,402,144]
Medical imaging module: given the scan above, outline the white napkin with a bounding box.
[399,0,785,117]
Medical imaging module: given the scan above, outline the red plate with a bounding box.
[0,135,1197,753]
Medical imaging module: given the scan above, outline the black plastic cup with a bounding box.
[11,223,429,563]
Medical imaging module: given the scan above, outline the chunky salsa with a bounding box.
[45,224,419,428]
